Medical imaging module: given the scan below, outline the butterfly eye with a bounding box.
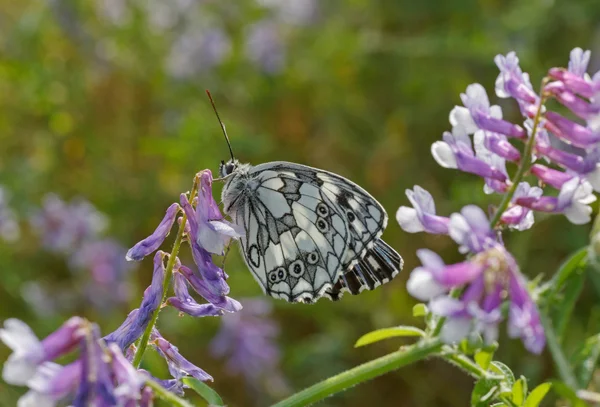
[316,203,330,217]
[316,217,329,233]
[307,252,319,265]
[346,211,356,222]
[288,260,305,277]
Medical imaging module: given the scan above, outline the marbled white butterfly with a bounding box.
[208,92,403,303]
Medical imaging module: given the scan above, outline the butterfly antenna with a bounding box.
[206,89,235,162]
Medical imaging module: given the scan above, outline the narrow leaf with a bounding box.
[511,377,527,405]
[182,378,225,406]
[547,247,588,297]
[412,303,428,317]
[474,350,493,371]
[570,333,600,388]
[523,383,551,407]
[471,378,500,407]
[355,326,425,347]
[490,361,515,387]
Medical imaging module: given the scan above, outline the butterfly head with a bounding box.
[219,158,239,178]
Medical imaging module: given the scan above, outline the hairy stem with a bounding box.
[489,81,549,228]
[144,379,196,407]
[269,338,443,407]
[132,177,199,368]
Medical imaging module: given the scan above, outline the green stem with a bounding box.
[144,379,196,407]
[538,309,579,389]
[132,178,199,368]
[269,338,443,407]
[442,352,501,380]
[489,82,548,228]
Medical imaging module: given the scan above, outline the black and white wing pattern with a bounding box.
[223,161,402,303]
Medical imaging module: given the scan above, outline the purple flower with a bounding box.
[210,298,287,394]
[448,205,496,254]
[450,83,526,139]
[166,27,231,78]
[431,129,508,181]
[494,52,539,113]
[0,317,85,385]
[18,361,82,406]
[103,309,143,351]
[545,82,600,120]
[407,249,485,301]
[175,264,241,312]
[500,182,543,231]
[473,131,511,194]
[530,164,575,189]
[396,186,450,234]
[167,270,241,317]
[30,194,107,254]
[245,20,286,74]
[410,245,545,353]
[194,170,242,256]
[544,111,600,148]
[126,203,180,261]
[516,177,597,224]
[151,330,213,382]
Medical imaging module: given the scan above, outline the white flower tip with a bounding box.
[440,318,472,344]
[395,207,424,233]
[431,141,458,169]
[17,390,55,407]
[406,268,446,301]
[0,319,40,354]
[2,355,39,386]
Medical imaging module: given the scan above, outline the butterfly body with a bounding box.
[220,159,402,303]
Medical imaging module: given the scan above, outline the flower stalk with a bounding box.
[133,176,199,368]
[489,78,549,228]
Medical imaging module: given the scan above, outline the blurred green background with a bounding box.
[1,0,600,406]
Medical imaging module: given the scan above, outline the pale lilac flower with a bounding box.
[18,361,81,407]
[450,83,526,138]
[109,343,143,404]
[507,271,545,354]
[473,131,511,194]
[30,194,107,254]
[126,203,180,261]
[0,317,84,385]
[166,27,231,78]
[194,170,241,256]
[516,177,597,224]
[568,47,591,77]
[448,205,496,254]
[152,330,213,382]
[407,249,485,301]
[210,298,286,394]
[500,182,543,231]
[545,83,600,120]
[494,52,539,114]
[0,187,20,242]
[431,130,508,181]
[395,186,450,234]
[245,20,285,74]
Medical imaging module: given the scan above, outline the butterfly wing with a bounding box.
[225,161,402,303]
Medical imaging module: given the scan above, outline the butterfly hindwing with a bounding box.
[225,161,401,303]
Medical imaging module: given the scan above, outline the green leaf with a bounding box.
[553,267,585,342]
[471,378,500,407]
[474,349,494,371]
[354,326,425,347]
[523,382,551,407]
[571,333,600,388]
[490,361,515,387]
[511,377,527,405]
[550,381,586,407]
[412,303,428,317]
[182,378,225,406]
[547,247,588,298]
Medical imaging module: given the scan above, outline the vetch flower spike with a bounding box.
[500,182,543,231]
[396,186,450,234]
[126,203,180,261]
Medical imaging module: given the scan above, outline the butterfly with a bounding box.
[207,91,402,303]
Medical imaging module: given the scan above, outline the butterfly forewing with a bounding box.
[223,161,402,303]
